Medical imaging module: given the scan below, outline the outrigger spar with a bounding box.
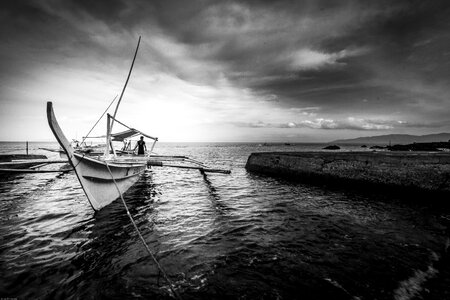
[47,37,230,211]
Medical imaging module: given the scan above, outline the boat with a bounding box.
[46,37,230,211]
[47,102,149,210]
[45,36,152,211]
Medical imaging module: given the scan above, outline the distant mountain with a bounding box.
[331,133,450,144]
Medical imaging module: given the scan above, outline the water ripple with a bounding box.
[1,142,449,299]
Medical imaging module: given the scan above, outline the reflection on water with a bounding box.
[1,142,449,299]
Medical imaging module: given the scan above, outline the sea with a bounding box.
[1,141,449,300]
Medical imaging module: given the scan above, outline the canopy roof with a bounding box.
[111,129,140,141]
[82,114,158,142]
[112,128,157,141]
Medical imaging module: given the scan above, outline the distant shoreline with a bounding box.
[331,132,450,144]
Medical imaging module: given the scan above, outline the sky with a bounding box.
[1,0,449,142]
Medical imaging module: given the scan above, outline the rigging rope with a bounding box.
[73,95,118,170]
[80,95,118,145]
[103,160,182,300]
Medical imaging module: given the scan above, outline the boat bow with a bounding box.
[47,102,146,210]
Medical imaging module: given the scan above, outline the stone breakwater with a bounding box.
[245,151,450,194]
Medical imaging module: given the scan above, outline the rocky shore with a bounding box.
[387,141,450,151]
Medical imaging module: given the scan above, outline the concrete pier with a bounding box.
[245,151,450,194]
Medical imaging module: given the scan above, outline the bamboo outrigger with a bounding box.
[0,159,69,173]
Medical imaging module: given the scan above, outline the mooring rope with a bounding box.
[103,160,182,300]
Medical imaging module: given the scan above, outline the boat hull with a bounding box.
[47,102,147,211]
[72,153,146,210]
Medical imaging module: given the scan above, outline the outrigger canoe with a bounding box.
[45,37,229,211]
[47,102,147,211]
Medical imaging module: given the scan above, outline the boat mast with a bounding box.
[105,36,141,157]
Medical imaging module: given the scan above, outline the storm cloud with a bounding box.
[1,0,449,141]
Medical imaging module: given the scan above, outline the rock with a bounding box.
[370,145,385,150]
[323,145,340,150]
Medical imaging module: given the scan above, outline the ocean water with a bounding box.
[0,142,449,299]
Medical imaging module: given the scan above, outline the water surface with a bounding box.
[1,142,449,299]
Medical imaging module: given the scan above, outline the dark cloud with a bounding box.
[66,0,127,21]
[0,0,449,141]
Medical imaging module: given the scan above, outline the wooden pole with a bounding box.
[26,141,29,155]
[105,114,111,157]
[110,36,141,133]
[0,168,72,174]
[150,139,157,153]
[147,161,231,174]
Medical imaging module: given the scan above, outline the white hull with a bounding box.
[47,102,147,211]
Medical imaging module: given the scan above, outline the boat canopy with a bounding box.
[83,129,157,141]
[84,115,158,142]
[111,129,157,141]
[111,129,140,141]
[108,114,158,142]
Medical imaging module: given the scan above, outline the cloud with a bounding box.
[287,48,368,71]
[232,119,347,130]
[1,0,450,141]
[289,106,320,117]
[289,49,343,70]
[232,117,447,131]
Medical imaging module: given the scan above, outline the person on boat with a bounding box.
[134,136,147,155]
